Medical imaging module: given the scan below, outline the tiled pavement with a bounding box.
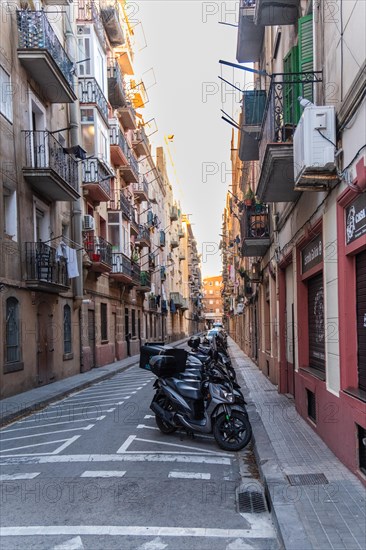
[229,337,366,550]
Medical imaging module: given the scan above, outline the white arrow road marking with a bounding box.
[168,471,211,480]
[0,473,40,481]
[0,525,272,539]
[136,424,159,431]
[0,425,94,442]
[80,470,126,478]
[53,536,84,550]
[226,539,254,550]
[137,537,168,550]
[0,453,231,465]
[117,435,136,453]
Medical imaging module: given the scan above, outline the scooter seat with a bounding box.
[167,378,202,400]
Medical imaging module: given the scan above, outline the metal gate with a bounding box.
[88,310,95,369]
[356,250,366,391]
[308,273,325,374]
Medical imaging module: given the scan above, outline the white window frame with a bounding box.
[0,66,13,123]
[33,198,50,242]
[3,188,18,241]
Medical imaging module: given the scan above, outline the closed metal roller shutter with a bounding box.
[356,250,366,391]
[308,273,325,374]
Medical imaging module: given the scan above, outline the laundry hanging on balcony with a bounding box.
[56,242,79,279]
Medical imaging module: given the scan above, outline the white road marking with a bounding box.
[0,424,94,442]
[51,436,81,455]
[11,410,113,424]
[137,537,168,550]
[53,536,84,550]
[1,417,105,433]
[117,435,136,453]
[144,415,155,419]
[226,539,255,549]
[134,437,227,456]
[80,470,126,478]
[0,473,40,481]
[168,471,211,480]
[136,424,159,431]
[0,438,76,454]
[0,453,231,465]
[0,525,272,539]
[53,397,128,406]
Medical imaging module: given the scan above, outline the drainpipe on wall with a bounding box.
[65,5,84,372]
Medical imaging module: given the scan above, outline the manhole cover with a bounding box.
[238,491,267,513]
[286,473,328,486]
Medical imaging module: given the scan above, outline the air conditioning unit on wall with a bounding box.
[82,215,95,232]
[293,105,338,191]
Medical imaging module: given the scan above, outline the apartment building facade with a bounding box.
[202,275,223,328]
[222,0,366,478]
[0,1,201,399]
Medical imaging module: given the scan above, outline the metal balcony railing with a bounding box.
[136,225,150,244]
[16,10,74,91]
[159,230,166,247]
[128,151,139,177]
[109,123,129,158]
[77,0,106,50]
[25,242,69,287]
[23,130,78,191]
[149,296,158,311]
[85,236,112,266]
[107,61,127,107]
[79,77,109,125]
[131,261,141,284]
[81,158,111,194]
[259,71,322,158]
[112,252,131,277]
[170,292,183,307]
[140,270,151,287]
[134,175,148,197]
[242,204,270,238]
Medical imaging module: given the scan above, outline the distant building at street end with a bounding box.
[202,276,223,327]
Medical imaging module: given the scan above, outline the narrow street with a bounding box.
[0,361,279,550]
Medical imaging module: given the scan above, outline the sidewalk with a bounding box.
[0,337,188,427]
[229,337,366,550]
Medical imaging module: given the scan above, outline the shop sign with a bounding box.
[302,234,323,274]
[345,193,366,245]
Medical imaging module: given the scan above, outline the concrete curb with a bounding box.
[229,346,314,550]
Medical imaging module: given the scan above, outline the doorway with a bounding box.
[37,301,54,385]
[88,310,96,369]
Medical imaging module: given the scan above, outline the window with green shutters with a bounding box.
[283,14,313,126]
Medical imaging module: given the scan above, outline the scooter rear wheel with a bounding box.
[155,396,177,434]
[213,411,252,451]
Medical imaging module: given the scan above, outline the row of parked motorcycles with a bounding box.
[139,333,252,452]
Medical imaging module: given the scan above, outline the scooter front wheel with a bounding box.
[213,411,252,451]
[155,395,177,434]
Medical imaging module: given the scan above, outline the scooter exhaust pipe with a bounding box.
[150,401,175,424]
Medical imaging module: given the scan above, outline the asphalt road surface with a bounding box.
[0,362,280,550]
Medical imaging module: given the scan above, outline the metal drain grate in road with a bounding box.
[238,491,267,513]
[286,473,328,486]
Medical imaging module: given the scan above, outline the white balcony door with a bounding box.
[34,199,50,243]
[29,94,46,168]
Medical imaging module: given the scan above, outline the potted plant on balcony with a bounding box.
[243,187,255,207]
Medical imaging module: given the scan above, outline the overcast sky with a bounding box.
[132,0,248,277]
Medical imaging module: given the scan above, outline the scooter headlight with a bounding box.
[222,390,235,403]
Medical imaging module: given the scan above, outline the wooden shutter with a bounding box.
[298,14,314,102]
[356,250,366,391]
[308,273,325,374]
[283,46,300,125]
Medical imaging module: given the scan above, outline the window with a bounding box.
[0,66,13,122]
[3,188,17,240]
[63,305,72,355]
[131,309,136,337]
[209,281,213,286]
[209,299,214,305]
[101,303,108,341]
[215,281,219,286]
[6,297,20,363]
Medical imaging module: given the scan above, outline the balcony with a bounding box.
[107,62,127,108]
[170,206,178,221]
[159,230,166,248]
[181,298,189,311]
[179,252,186,261]
[178,229,185,239]
[81,158,113,203]
[149,253,156,271]
[16,10,76,103]
[116,46,134,75]
[132,127,151,158]
[22,131,79,202]
[170,292,183,308]
[85,237,112,273]
[254,0,300,26]
[160,266,166,280]
[240,205,271,257]
[133,175,149,202]
[101,4,125,47]
[170,238,179,249]
[239,90,266,161]
[24,242,70,293]
[136,271,151,292]
[109,120,129,166]
[256,71,322,202]
[77,0,106,50]
[120,150,139,184]
[148,296,158,311]
[108,191,131,220]
[118,103,137,130]
[79,78,109,126]
[131,261,141,285]
[111,252,132,283]
[130,211,140,235]
[237,1,264,63]
[135,226,151,248]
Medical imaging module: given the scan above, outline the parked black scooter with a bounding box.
[148,354,252,452]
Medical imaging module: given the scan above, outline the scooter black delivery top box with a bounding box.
[139,345,187,376]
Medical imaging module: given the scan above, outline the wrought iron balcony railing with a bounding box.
[25,242,69,288]
[159,230,166,247]
[112,252,131,277]
[134,174,148,197]
[136,225,150,244]
[16,10,74,91]
[79,77,109,125]
[240,204,270,257]
[140,270,151,288]
[107,61,127,107]
[131,260,141,284]
[128,151,139,177]
[259,71,322,156]
[77,0,106,50]
[109,122,129,158]
[108,191,131,218]
[85,236,112,266]
[23,130,78,191]
[81,158,111,195]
